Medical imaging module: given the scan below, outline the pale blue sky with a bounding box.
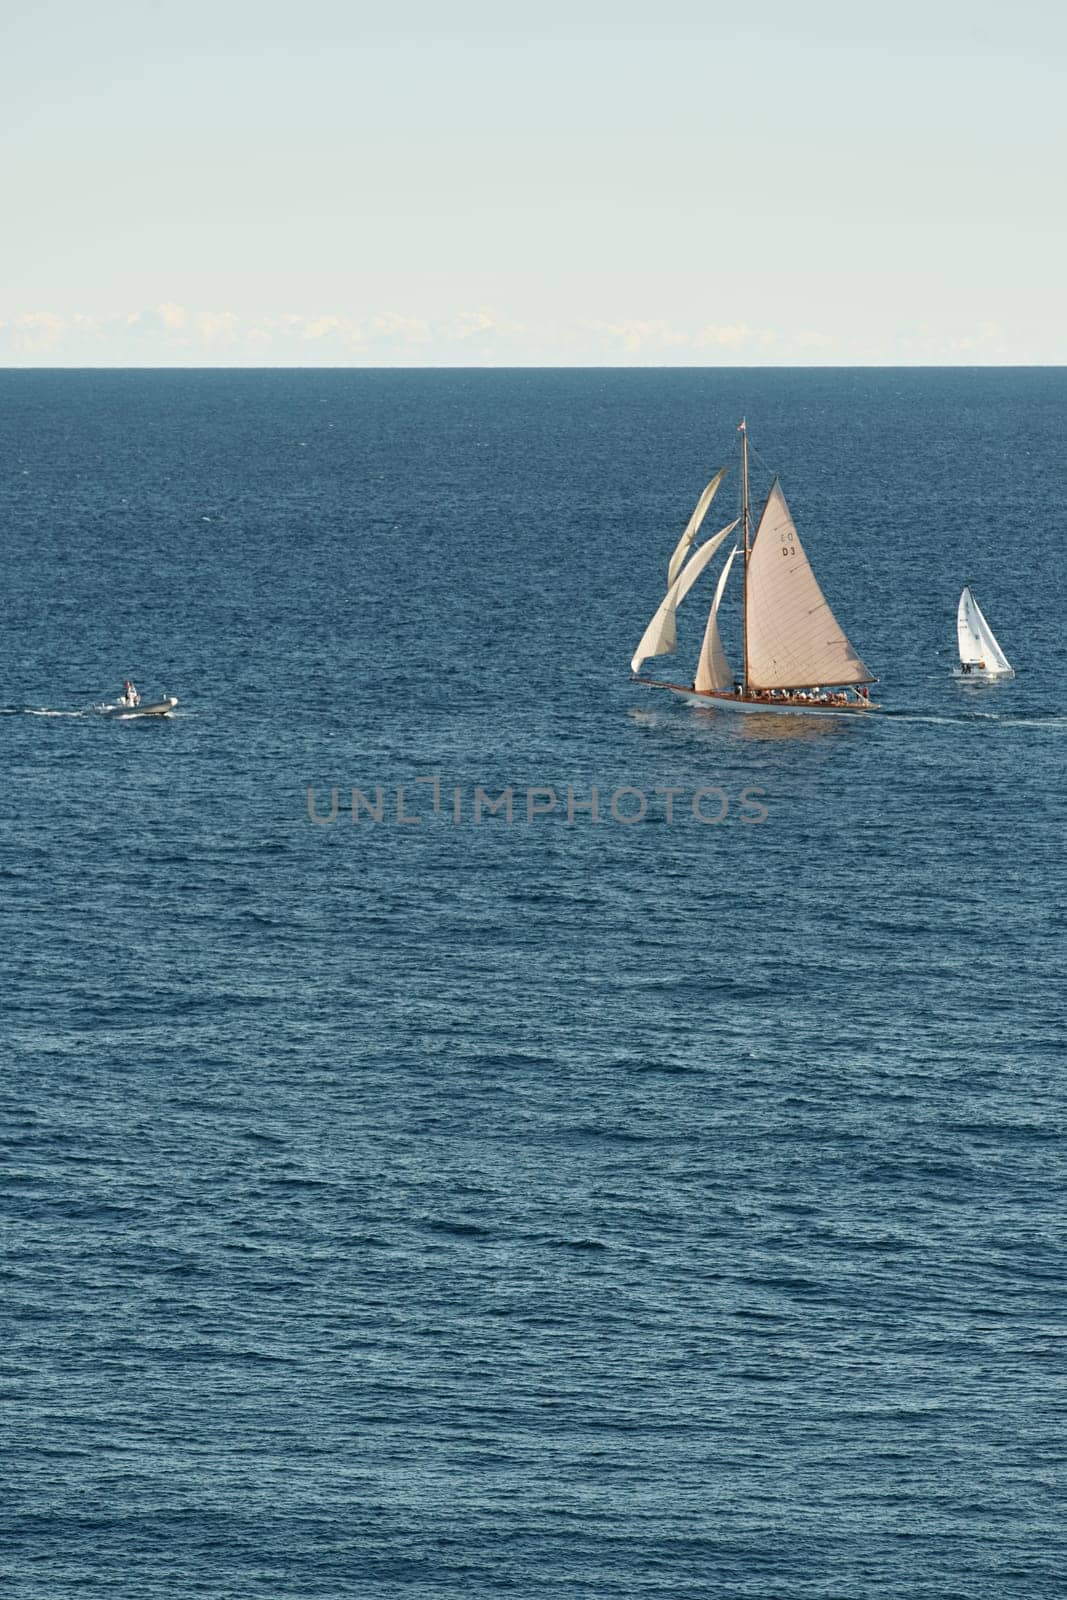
[3,0,1064,364]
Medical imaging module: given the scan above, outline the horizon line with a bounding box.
[2,363,1066,373]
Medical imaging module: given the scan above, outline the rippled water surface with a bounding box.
[2,369,1065,1597]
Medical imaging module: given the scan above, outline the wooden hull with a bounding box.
[634,679,878,715]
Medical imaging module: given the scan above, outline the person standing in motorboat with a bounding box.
[121,679,141,707]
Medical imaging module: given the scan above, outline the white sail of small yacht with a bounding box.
[956,586,1014,678]
[667,468,726,585]
[630,421,878,714]
[630,519,739,675]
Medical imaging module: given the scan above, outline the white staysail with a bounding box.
[631,520,739,675]
[695,546,739,693]
[667,468,726,585]
[957,587,1013,675]
[745,482,873,688]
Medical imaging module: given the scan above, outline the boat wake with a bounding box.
[883,710,1067,728]
[12,707,88,718]
[1,704,186,720]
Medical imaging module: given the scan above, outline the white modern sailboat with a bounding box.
[954,586,1014,679]
[631,422,878,714]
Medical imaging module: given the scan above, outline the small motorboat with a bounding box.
[101,695,179,718]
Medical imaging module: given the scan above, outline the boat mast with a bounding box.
[740,419,750,692]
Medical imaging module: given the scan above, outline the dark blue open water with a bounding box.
[2,370,1065,1598]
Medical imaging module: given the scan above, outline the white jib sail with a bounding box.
[695,546,739,693]
[745,482,873,688]
[957,587,1013,674]
[667,468,727,586]
[631,520,739,675]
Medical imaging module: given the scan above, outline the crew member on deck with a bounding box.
[123,679,141,707]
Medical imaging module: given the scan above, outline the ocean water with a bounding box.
[1,369,1065,1598]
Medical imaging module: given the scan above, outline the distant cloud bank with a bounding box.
[0,303,1018,366]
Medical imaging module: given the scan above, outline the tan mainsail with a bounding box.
[631,519,739,675]
[667,468,726,585]
[694,546,739,693]
[745,482,873,688]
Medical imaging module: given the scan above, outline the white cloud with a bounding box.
[0,305,1038,366]
[156,301,188,332]
[195,311,240,343]
[791,329,835,350]
[694,322,757,349]
[589,318,689,354]
[371,311,431,345]
[946,320,1008,357]
[301,314,351,341]
[587,319,779,357]
[449,308,526,342]
[10,312,66,352]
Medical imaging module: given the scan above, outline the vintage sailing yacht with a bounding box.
[631,421,878,714]
[954,586,1014,679]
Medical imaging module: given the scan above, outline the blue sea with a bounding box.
[2,369,1065,1598]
